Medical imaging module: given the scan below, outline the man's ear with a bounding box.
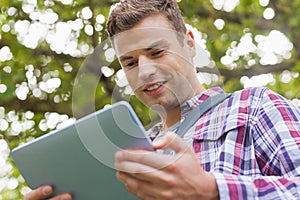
[185,30,196,58]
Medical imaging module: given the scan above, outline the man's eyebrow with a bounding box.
[119,39,169,61]
[145,39,169,51]
[120,55,133,62]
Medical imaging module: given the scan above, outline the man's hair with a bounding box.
[106,0,187,38]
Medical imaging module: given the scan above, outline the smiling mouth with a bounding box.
[144,81,166,92]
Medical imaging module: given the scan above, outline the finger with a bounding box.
[115,159,158,173]
[116,171,150,184]
[115,150,175,170]
[116,172,158,200]
[49,193,72,200]
[25,185,72,200]
[25,185,53,200]
[115,160,172,184]
[152,132,193,154]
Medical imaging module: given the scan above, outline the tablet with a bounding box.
[10,101,154,199]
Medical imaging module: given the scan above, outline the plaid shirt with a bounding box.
[149,87,300,199]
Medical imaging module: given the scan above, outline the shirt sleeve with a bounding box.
[213,88,300,199]
[213,172,300,199]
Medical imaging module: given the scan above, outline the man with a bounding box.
[26,0,300,199]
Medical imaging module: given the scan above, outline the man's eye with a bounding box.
[125,61,137,67]
[151,50,164,57]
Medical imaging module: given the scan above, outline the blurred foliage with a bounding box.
[0,0,299,199]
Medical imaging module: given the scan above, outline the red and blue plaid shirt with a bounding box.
[149,87,300,199]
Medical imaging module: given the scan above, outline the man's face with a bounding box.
[113,14,200,112]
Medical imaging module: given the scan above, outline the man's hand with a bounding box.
[115,132,219,200]
[25,185,72,200]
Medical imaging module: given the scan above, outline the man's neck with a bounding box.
[159,85,206,130]
[160,106,182,130]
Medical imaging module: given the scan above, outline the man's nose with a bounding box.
[138,55,157,80]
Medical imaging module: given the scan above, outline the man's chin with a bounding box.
[149,103,166,113]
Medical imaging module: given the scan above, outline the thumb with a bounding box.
[152,131,192,154]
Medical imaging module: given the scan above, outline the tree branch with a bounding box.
[197,62,296,81]
[0,97,72,116]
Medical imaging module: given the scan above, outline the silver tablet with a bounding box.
[10,101,154,199]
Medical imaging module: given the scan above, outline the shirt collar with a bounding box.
[181,87,225,114]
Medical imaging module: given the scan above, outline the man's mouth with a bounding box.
[144,82,165,91]
[143,81,166,96]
